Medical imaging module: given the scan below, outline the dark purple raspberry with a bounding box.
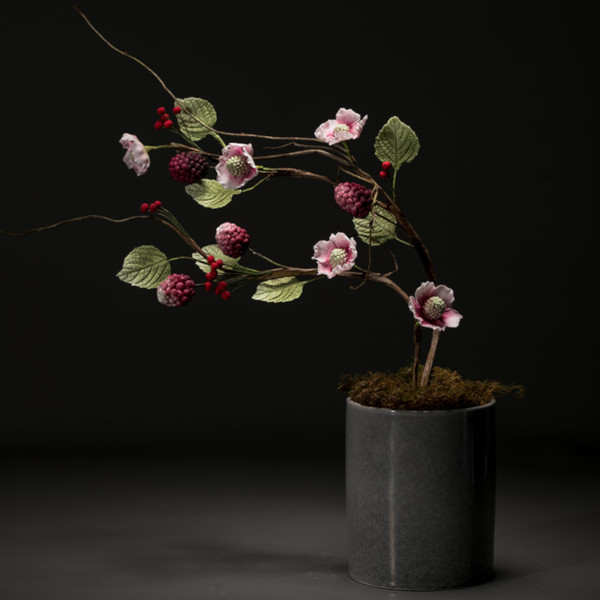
[215,222,250,258]
[334,181,373,218]
[168,152,209,184]
[157,273,196,307]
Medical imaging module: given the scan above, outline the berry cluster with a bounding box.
[157,273,196,307]
[154,105,181,130]
[140,200,162,213]
[168,152,209,184]
[204,255,231,300]
[334,181,372,218]
[215,222,250,258]
[379,160,392,179]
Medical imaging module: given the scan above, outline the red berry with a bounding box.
[163,119,174,129]
[206,255,215,264]
[149,203,157,212]
[221,290,231,301]
[381,161,392,170]
[205,281,213,291]
[140,203,149,213]
[172,106,181,114]
[205,271,216,282]
[379,170,388,178]
[154,121,163,130]
[157,107,166,115]
[153,200,162,208]
[160,113,169,122]
[215,259,224,268]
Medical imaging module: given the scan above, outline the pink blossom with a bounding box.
[409,282,463,331]
[215,143,258,189]
[119,133,150,176]
[314,108,368,145]
[312,232,358,279]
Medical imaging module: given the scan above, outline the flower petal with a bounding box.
[442,308,463,328]
[434,284,456,306]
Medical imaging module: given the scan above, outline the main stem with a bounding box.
[420,329,440,387]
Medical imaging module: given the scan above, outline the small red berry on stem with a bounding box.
[140,203,149,213]
[157,107,166,115]
[379,170,388,179]
[164,119,174,129]
[221,290,231,301]
[172,106,181,115]
[206,255,215,264]
[381,161,392,171]
[154,121,163,130]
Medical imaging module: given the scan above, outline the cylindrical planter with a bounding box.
[346,398,496,591]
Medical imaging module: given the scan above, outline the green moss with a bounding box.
[338,366,524,411]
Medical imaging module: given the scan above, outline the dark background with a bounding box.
[0,2,594,458]
[1,3,598,600]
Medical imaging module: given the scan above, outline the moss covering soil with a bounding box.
[338,366,524,411]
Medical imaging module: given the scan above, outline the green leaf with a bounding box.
[252,277,305,303]
[116,245,171,289]
[185,179,239,209]
[193,244,240,274]
[175,97,217,141]
[374,116,420,169]
[353,205,397,246]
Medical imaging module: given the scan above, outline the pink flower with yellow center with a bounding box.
[312,232,358,279]
[314,108,368,145]
[409,282,463,331]
[119,133,150,176]
[215,143,258,189]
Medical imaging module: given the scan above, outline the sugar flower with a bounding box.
[314,108,368,145]
[409,282,463,331]
[312,232,358,279]
[216,143,258,189]
[119,133,150,176]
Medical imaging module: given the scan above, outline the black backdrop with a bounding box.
[1,2,594,458]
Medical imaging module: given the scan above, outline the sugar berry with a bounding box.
[215,222,250,258]
[168,152,209,184]
[381,161,392,171]
[156,274,196,307]
[333,181,373,218]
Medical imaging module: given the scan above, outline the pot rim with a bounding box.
[346,397,496,416]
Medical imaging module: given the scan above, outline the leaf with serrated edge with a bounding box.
[193,245,239,274]
[116,245,171,289]
[252,277,305,303]
[175,97,217,141]
[185,180,238,209]
[353,205,397,246]
[374,116,420,169]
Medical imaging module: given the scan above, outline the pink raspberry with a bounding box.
[333,181,372,218]
[156,274,196,307]
[168,152,209,184]
[215,222,250,258]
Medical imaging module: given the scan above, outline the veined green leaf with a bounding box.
[116,245,171,289]
[374,116,420,169]
[252,277,305,303]
[353,205,397,246]
[185,179,239,209]
[175,97,217,141]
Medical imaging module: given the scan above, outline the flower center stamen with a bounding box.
[226,155,251,178]
[329,248,348,268]
[423,296,446,321]
[333,123,350,135]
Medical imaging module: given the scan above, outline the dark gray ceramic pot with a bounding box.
[346,398,496,591]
